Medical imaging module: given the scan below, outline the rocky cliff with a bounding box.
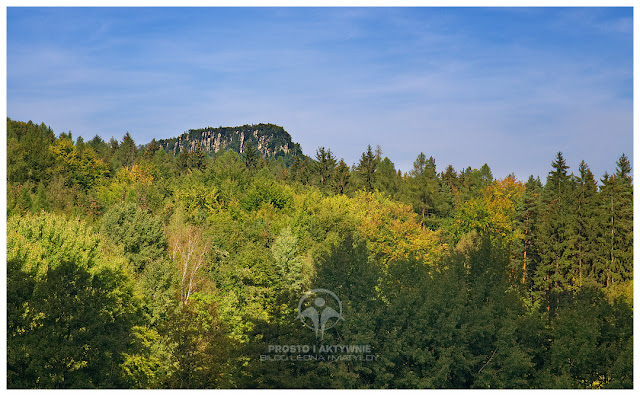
[157,123,304,163]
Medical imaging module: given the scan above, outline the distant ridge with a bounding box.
[157,123,305,164]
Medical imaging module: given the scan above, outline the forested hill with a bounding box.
[156,123,304,164]
[6,117,634,389]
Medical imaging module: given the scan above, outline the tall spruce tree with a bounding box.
[565,160,599,289]
[242,143,260,173]
[376,157,401,198]
[355,144,380,192]
[408,152,444,229]
[597,154,633,286]
[513,175,543,291]
[333,159,351,195]
[313,146,337,189]
[534,152,574,313]
[111,132,137,171]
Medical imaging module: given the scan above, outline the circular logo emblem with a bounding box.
[297,288,343,339]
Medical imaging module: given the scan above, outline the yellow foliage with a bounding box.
[483,177,525,238]
[7,212,129,279]
[49,139,109,188]
[323,191,446,267]
[452,177,525,241]
[118,164,154,186]
[96,165,154,206]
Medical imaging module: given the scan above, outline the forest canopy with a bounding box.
[5,118,633,389]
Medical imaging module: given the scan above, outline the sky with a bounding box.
[6,6,634,180]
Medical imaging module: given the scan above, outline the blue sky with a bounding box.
[7,7,633,180]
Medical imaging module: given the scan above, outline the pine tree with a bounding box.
[534,152,574,314]
[88,134,109,161]
[596,154,633,286]
[565,160,598,289]
[192,143,206,170]
[512,175,543,291]
[408,152,442,228]
[242,143,260,173]
[111,132,137,171]
[144,139,161,160]
[333,159,351,195]
[441,164,458,191]
[376,157,401,198]
[313,146,336,189]
[289,154,303,183]
[611,154,633,284]
[355,145,380,192]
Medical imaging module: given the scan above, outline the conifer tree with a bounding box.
[289,154,304,183]
[333,159,351,194]
[408,152,443,228]
[112,132,137,170]
[375,157,401,198]
[597,154,633,286]
[313,146,336,189]
[355,144,380,191]
[565,160,598,288]
[534,152,575,313]
[513,175,543,290]
[242,142,260,173]
[441,164,458,191]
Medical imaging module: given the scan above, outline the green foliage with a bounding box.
[5,118,633,389]
[159,295,234,388]
[537,288,633,388]
[101,202,167,272]
[312,146,337,190]
[49,137,109,190]
[406,152,451,229]
[6,118,56,186]
[242,178,293,211]
[111,132,138,171]
[333,158,351,194]
[271,227,308,293]
[242,142,262,172]
[512,175,543,291]
[354,144,380,192]
[7,213,144,388]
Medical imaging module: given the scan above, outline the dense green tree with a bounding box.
[355,145,380,192]
[375,157,401,198]
[176,143,207,173]
[271,227,307,294]
[6,118,56,186]
[457,164,494,200]
[88,134,110,160]
[289,154,305,183]
[565,161,599,289]
[512,175,543,291]
[538,288,633,388]
[143,138,162,160]
[333,159,351,194]
[112,132,138,171]
[242,143,261,173]
[101,202,167,272]
[534,152,574,313]
[312,146,337,189]
[7,213,144,388]
[407,152,446,229]
[596,154,633,287]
